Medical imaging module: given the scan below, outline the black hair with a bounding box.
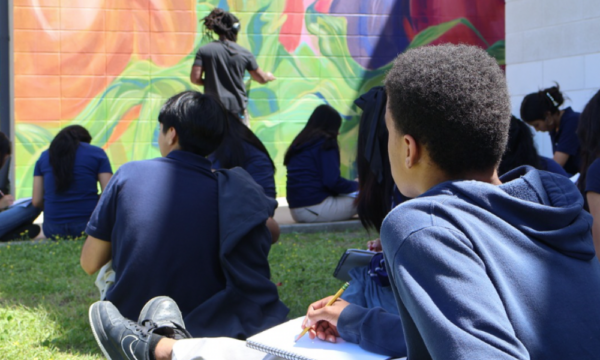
[49,125,92,193]
[158,91,227,157]
[498,116,542,175]
[283,104,342,166]
[354,87,393,232]
[577,89,600,193]
[384,44,511,177]
[520,84,565,123]
[212,112,275,170]
[203,8,240,42]
[0,132,12,168]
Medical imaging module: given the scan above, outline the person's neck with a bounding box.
[416,167,501,195]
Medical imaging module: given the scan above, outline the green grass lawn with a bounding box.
[0,229,370,359]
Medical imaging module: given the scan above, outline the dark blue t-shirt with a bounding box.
[549,107,581,175]
[86,151,225,320]
[210,142,276,198]
[585,158,600,194]
[286,139,358,208]
[34,142,112,224]
[539,156,569,177]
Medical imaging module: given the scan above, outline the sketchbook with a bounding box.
[246,317,393,360]
[333,249,377,282]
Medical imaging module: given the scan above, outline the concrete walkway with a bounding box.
[274,198,362,234]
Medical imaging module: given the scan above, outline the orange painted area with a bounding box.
[13,0,196,123]
[104,105,142,150]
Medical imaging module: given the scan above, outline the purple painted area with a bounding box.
[329,0,410,69]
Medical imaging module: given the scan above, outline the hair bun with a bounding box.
[541,85,564,108]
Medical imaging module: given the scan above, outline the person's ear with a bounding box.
[403,134,419,169]
[166,127,178,146]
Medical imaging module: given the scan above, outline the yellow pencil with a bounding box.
[295,282,350,342]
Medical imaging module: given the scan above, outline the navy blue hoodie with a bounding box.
[381,166,600,359]
[184,168,289,338]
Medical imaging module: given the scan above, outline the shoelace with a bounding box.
[140,319,159,332]
[126,320,152,338]
[140,319,190,340]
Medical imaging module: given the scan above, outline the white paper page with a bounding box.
[247,317,392,360]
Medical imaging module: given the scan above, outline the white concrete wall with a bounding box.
[505,0,600,156]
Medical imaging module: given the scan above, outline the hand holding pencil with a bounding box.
[298,282,350,343]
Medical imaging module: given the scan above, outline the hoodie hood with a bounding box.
[183,167,288,338]
[216,167,277,247]
[425,166,594,260]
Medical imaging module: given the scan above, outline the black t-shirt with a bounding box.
[194,40,258,113]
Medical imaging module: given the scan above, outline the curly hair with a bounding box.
[384,44,511,176]
[203,8,240,42]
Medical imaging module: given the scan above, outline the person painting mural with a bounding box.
[190,8,276,127]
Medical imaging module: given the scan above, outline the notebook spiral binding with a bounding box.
[246,340,314,360]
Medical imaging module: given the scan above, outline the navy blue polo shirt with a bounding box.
[585,159,600,194]
[86,150,225,320]
[34,142,112,224]
[210,142,276,198]
[286,139,358,208]
[549,107,581,175]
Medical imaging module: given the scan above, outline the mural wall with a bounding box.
[12,0,505,198]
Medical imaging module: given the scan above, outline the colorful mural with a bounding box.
[12,0,505,198]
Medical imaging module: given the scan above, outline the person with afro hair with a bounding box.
[304,44,600,359]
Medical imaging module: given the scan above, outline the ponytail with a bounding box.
[49,125,92,193]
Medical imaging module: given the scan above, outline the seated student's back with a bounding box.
[210,113,276,198]
[82,91,288,338]
[284,105,358,223]
[89,152,224,319]
[33,126,112,238]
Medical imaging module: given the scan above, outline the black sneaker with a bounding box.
[138,296,191,340]
[89,301,152,360]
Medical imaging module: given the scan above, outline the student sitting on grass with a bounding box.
[498,115,568,176]
[80,91,289,339]
[209,112,280,243]
[305,45,600,359]
[32,125,112,239]
[0,132,42,241]
[520,84,581,175]
[340,86,400,315]
[210,112,276,198]
[284,104,358,223]
[577,89,600,260]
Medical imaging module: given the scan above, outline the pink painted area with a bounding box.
[279,0,304,52]
[314,0,333,13]
[280,0,326,54]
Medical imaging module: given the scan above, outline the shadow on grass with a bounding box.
[0,239,102,358]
